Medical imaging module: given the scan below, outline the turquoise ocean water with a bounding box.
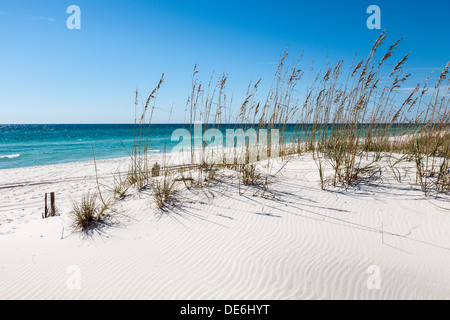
[0,124,412,170]
[0,124,296,170]
[0,124,168,170]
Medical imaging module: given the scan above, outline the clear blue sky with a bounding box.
[0,0,449,124]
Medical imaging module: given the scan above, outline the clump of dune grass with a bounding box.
[125,164,150,191]
[112,171,129,200]
[241,163,261,186]
[152,173,177,209]
[285,32,450,195]
[123,75,165,192]
[412,132,450,195]
[70,192,110,231]
[437,146,450,194]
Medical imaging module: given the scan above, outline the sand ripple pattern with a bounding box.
[1,154,450,299]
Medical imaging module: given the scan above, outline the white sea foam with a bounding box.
[0,154,20,159]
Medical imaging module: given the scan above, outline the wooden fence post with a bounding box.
[43,192,56,219]
[50,192,56,217]
[44,193,48,219]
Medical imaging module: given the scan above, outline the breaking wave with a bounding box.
[0,154,20,159]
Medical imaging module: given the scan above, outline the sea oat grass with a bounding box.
[71,192,110,231]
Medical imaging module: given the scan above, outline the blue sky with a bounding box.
[0,0,449,124]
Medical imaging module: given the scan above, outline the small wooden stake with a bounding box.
[44,193,48,219]
[43,192,56,219]
[50,192,56,217]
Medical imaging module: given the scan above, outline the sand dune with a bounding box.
[1,153,450,299]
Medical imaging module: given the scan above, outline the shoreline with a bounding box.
[1,124,435,171]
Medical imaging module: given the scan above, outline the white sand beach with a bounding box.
[1,0,449,304]
[1,152,450,300]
